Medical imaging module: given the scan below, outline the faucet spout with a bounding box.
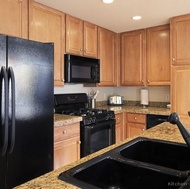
[168,112,190,148]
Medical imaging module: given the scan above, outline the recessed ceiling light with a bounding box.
[102,0,114,4]
[132,16,142,20]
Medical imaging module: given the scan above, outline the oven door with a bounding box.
[80,120,116,158]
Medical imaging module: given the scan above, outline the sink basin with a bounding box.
[119,138,190,171]
[59,137,190,189]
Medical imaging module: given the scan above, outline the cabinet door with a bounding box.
[98,27,117,86]
[115,113,123,143]
[146,25,170,85]
[29,0,65,86]
[0,0,28,38]
[126,113,146,138]
[121,29,146,86]
[171,14,190,65]
[83,21,97,58]
[127,123,145,138]
[171,66,190,119]
[66,15,83,56]
[54,136,80,169]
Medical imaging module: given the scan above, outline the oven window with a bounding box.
[90,128,110,154]
[72,65,91,79]
[81,120,115,158]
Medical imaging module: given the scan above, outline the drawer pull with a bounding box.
[77,141,81,144]
[63,130,67,134]
[134,117,137,120]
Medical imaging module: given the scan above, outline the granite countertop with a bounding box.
[54,105,171,127]
[14,119,190,189]
[99,105,171,115]
[54,114,82,127]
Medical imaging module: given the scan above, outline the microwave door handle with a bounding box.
[91,66,96,80]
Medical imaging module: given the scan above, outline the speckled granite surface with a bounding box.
[99,105,171,115]
[14,118,190,189]
[54,105,171,127]
[54,114,82,127]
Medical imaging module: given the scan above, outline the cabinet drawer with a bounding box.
[115,113,123,125]
[126,113,146,124]
[54,122,80,142]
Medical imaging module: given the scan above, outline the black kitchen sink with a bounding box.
[120,138,190,171]
[59,137,190,189]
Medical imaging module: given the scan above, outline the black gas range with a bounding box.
[54,93,115,126]
[54,93,116,157]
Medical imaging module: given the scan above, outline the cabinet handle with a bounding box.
[172,58,175,61]
[63,130,67,134]
[80,49,83,52]
[134,117,137,120]
[147,80,150,83]
[77,141,81,144]
[141,80,144,83]
[84,49,87,52]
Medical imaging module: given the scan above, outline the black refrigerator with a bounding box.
[0,34,54,189]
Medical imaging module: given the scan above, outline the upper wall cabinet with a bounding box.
[171,14,190,65]
[29,0,65,86]
[97,27,118,86]
[66,15,98,58]
[121,29,146,86]
[120,25,170,86]
[146,25,170,86]
[0,0,28,39]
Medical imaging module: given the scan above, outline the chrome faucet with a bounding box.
[168,112,190,148]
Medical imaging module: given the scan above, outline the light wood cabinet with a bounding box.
[115,113,124,143]
[121,25,170,86]
[121,29,146,86]
[29,0,65,86]
[0,0,28,38]
[54,122,80,169]
[171,14,190,65]
[146,25,170,85]
[171,66,190,119]
[97,27,118,86]
[66,15,97,58]
[170,14,190,119]
[126,113,146,138]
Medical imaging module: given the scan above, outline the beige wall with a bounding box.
[54,85,170,103]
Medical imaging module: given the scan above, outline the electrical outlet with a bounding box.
[165,94,170,101]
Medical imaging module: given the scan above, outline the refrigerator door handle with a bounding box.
[8,67,15,153]
[0,66,9,156]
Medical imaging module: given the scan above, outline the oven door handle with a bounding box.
[86,120,116,132]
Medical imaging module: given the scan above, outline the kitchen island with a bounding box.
[14,117,190,189]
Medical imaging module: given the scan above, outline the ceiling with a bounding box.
[35,0,190,33]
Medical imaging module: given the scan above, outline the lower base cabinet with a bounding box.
[54,122,81,170]
[126,113,146,138]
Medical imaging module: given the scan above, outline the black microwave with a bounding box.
[64,54,100,83]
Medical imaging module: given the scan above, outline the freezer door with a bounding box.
[0,34,7,189]
[6,37,54,188]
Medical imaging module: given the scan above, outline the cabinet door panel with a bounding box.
[121,30,146,86]
[66,15,83,56]
[29,0,65,86]
[84,22,97,58]
[171,66,190,118]
[98,27,117,86]
[171,14,190,65]
[127,123,145,138]
[0,0,28,38]
[146,25,170,85]
[54,136,80,169]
